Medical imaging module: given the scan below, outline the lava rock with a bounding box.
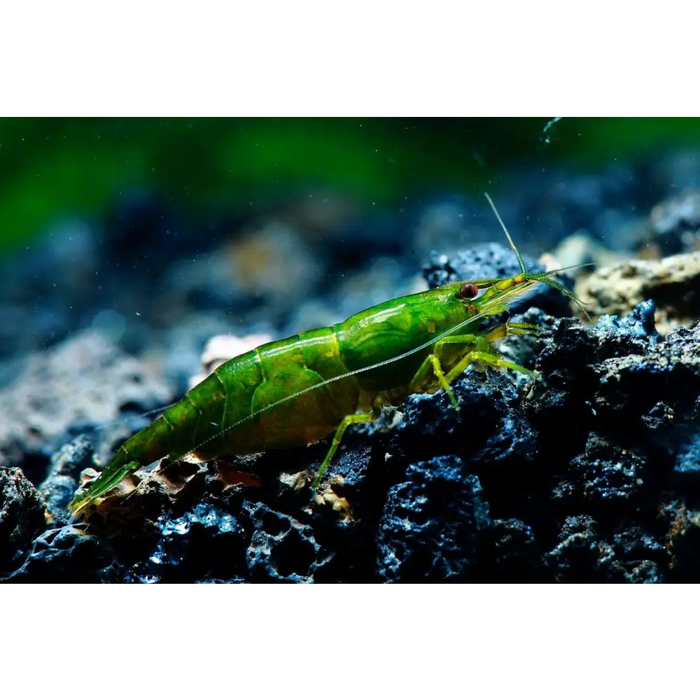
[570,434,648,513]
[192,578,241,584]
[3,524,116,583]
[481,518,543,582]
[0,467,47,574]
[376,455,490,582]
[390,371,536,466]
[660,500,700,582]
[388,371,538,521]
[595,299,659,339]
[126,502,246,583]
[672,434,700,486]
[242,501,332,583]
[39,436,96,516]
[524,301,700,438]
[641,401,676,431]
[544,515,666,583]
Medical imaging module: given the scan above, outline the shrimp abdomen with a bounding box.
[185,327,361,460]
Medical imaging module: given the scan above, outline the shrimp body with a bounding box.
[68,195,582,515]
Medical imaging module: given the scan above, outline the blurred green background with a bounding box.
[1,117,699,253]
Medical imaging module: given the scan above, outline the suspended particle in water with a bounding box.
[541,117,563,146]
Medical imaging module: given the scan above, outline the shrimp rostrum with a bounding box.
[68,194,583,515]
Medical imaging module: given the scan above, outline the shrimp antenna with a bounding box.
[484,192,527,275]
[484,192,591,320]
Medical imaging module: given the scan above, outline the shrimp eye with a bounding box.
[459,283,479,299]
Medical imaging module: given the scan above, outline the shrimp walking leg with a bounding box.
[311,412,376,488]
[448,321,542,382]
[483,321,540,343]
[408,333,480,404]
[409,321,541,407]
[445,351,539,383]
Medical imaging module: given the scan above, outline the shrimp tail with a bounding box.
[67,449,141,515]
[68,407,190,515]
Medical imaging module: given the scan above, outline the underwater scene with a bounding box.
[2,116,700,583]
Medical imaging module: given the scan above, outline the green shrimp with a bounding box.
[68,194,582,515]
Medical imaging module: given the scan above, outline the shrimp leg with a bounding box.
[409,333,480,407]
[311,412,376,489]
[409,321,541,408]
[443,321,542,382]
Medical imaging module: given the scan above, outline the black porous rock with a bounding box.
[3,524,116,583]
[660,499,700,582]
[376,455,490,582]
[543,515,666,584]
[570,434,649,514]
[480,518,543,582]
[595,299,659,339]
[125,502,246,584]
[39,436,96,517]
[523,300,700,442]
[0,467,47,574]
[388,371,538,520]
[672,434,700,486]
[242,501,332,583]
